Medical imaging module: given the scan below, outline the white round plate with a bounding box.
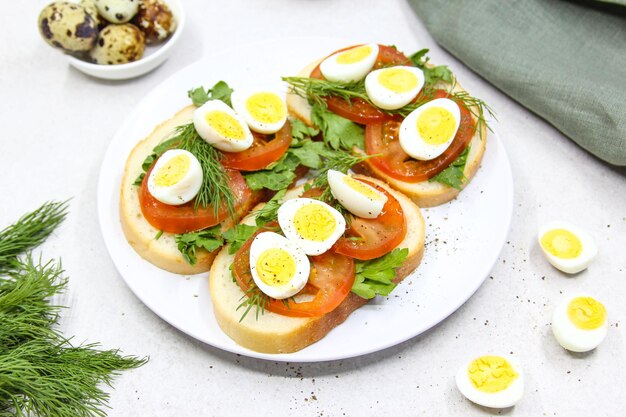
[98,37,513,362]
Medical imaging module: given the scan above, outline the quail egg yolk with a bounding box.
[417,107,457,145]
[294,204,337,241]
[337,45,373,64]
[205,111,247,140]
[154,153,190,187]
[540,229,582,259]
[468,356,518,393]
[567,296,607,330]
[255,248,297,286]
[246,92,286,125]
[378,67,418,93]
[343,176,384,201]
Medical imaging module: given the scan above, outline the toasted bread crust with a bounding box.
[286,57,487,208]
[209,178,425,354]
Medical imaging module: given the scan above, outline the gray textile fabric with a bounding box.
[408,0,626,166]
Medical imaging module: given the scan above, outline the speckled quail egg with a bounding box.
[80,0,107,28]
[94,0,139,24]
[89,23,145,65]
[38,2,98,52]
[132,0,176,44]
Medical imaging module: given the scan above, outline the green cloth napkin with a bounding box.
[408,0,626,166]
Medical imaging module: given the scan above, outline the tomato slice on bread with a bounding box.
[364,90,475,182]
[139,167,254,234]
[221,119,292,171]
[233,224,355,318]
[333,178,407,260]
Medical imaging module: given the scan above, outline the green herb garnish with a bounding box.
[409,48,454,86]
[0,201,68,274]
[352,248,408,299]
[187,80,234,107]
[0,202,147,417]
[310,103,365,151]
[430,146,471,190]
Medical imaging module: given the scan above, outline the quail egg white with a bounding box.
[538,221,598,274]
[277,198,346,256]
[327,170,387,219]
[552,293,608,352]
[249,232,310,299]
[147,149,203,205]
[399,98,461,160]
[319,43,379,83]
[231,89,288,134]
[456,355,524,409]
[365,66,425,110]
[193,100,254,152]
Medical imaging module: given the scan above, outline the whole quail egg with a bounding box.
[94,0,139,24]
[80,0,106,28]
[132,0,176,44]
[89,23,145,65]
[38,2,98,52]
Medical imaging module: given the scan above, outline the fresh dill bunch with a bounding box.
[0,201,68,274]
[0,256,66,352]
[0,202,148,417]
[170,123,236,215]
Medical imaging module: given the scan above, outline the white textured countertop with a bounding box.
[3,1,625,415]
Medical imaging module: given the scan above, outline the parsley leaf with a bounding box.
[311,103,365,151]
[243,153,300,191]
[352,248,408,299]
[253,189,286,226]
[175,228,223,265]
[290,118,320,142]
[409,49,453,87]
[187,80,234,107]
[223,224,258,255]
[430,146,471,190]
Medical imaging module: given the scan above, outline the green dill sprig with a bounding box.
[283,76,370,107]
[169,123,236,215]
[0,201,68,274]
[236,286,269,322]
[0,202,147,417]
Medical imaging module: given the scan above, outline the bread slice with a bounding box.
[120,105,261,275]
[286,58,487,208]
[209,176,425,354]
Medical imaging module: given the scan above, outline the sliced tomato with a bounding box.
[220,120,292,171]
[233,225,355,318]
[365,90,476,182]
[309,44,412,125]
[139,167,254,234]
[333,179,406,260]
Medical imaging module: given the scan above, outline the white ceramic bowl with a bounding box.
[66,0,184,80]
